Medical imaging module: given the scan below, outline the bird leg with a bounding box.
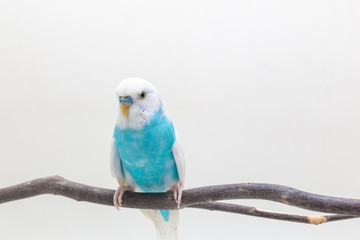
[168,185,183,209]
[113,185,134,210]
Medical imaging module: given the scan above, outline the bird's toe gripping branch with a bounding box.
[169,185,183,209]
[113,185,134,209]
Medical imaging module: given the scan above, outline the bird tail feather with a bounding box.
[141,209,179,240]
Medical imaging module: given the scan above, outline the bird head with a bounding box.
[116,78,164,129]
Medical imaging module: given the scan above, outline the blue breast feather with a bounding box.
[113,110,179,193]
[114,110,179,222]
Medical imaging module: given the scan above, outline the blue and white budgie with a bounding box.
[110,78,185,240]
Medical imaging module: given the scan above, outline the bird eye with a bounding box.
[119,96,122,102]
[139,91,147,99]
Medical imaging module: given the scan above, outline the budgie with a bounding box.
[110,78,185,240]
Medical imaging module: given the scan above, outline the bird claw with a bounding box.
[113,185,134,210]
[169,185,182,209]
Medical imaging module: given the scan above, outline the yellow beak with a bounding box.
[121,103,131,117]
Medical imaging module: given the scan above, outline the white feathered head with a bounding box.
[116,78,166,129]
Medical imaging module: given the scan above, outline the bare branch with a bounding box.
[0,176,359,225]
[191,202,358,224]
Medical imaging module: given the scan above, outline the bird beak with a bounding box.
[121,104,131,117]
[119,96,133,117]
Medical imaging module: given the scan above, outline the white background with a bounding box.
[1,1,360,239]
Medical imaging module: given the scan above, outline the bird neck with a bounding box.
[117,107,167,130]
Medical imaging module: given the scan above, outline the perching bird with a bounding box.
[110,78,185,240]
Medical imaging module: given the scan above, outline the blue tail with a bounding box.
[159,210,169,222]
[140,209,179,239]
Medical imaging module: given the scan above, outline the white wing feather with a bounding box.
[172,129,185,187]
[110,137,126,185]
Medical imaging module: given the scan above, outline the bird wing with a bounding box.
[172,129,185,187]
[110,137,127,185]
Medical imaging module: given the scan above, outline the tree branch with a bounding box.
[0,176,359,225]
[191,202,358,224]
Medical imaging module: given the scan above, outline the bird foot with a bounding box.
[168,185,182,209]
[113,185,134,210]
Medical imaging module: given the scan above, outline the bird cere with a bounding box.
[111,78,185,240]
